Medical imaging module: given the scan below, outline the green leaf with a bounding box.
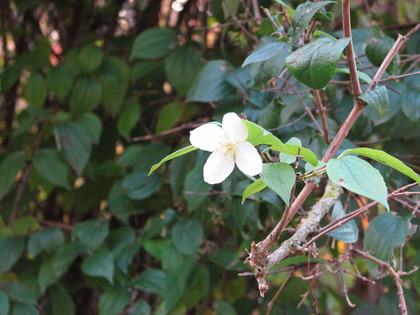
[72,219,109,251]
[401,84,420,123]
[63,48,81,77]
[38,256,59,293]
[0,236,25,274]
[12,216,39,236]
[149,145,197,175]
[366,36,395,72]
[33,148,71,189]
[117,99,141,139]
[327,156,389,210]
[242,178,267,204]
[280,137,302,164]
[184,165,211,212]
[242,120,284,148]
[81,247,114,283]
[11,302,38,315]
[100,75,126,117]
[359,85,389,118]
[49,243,80,278]
[132,269,166,294]
[171,219,203,255]
[291,1,335,44]
[5,282,37,304]
[28,227,65,257]
[0,290,9,315]
[286,37,351,89]
[164,45,202,96]
[274,0,296,16]
[186,60,235,103]
[183,264,209,309]
[23,72,47,107]
[1,64,21,92]
[0,151,26,200]
[98,286,131,315]
[122,172,163,200]
[364,213,410,261]
[50,284,75,315]
[340,148,420,184]
[262,163,296,205]
[335,68,372,84]
[242,41,287,67]
[326,201,358,243]
[54,122,92,176]
[272,256,326,271]
[130,27,178,60]
[76,113,102,145]
[79,44,104,74]
[46,66,74,102]
[155,102,185,133]
[69,77,102,117]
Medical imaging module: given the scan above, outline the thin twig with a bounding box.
[266,272,292,315]
[262,7,279,29]
[313,89,330,143]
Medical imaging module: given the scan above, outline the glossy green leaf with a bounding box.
[340,148,420,184]
[186,60,234,103]
[98,286,131,315]
[46,66,74,102]
[280,137,302,164]
[366,36,395,72]
[149,145,197,175]
[79,44,104,74]
[122,172,163,200]
[291,1,335,44]
[0,236,25,274]
[100,75,126,117]
[359,85,389,118]
[155,102,185,133]
[0,151,26,200]
[171,219,203,255]
[69,77,102,117]
[76,113,102,145]
[12,216,39,236]
[132,269,166,294]
[130,27,178,60]
[242,41,287,67]
[81,247,114,283]
[117,99,141,139]
[50,284,75,315]
[23,72,47,108]
[72,219,109,251]
[54,122,92,176]
[261,163,296,205]
[364,213,410,261]
[33,148,71,189]
[242,178,267,204]
[0,290,9,315]
[335,67,372,84]
[326,201,358,243]
[164,45,202,96]
[286,37,351,89]
[327,156,389,210]
[243,120,284,148]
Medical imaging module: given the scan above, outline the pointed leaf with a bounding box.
[149,145,197,175]
[33,149,71,189]
[0,151,26,200]
[132,269,166,294]
[100,75,126,116]
[359,85,389,118]
[327,156,389,210]
[69,78,102,117]
[326,201,358,243]
[72,219,109,251]
[155,101,185,133]
[98,286,131,315]
[50,284,76,315]
[171,219,203,255]
[79,44,104,74]
[242,179,267,204]
[401,84,420,123]
[122,172,163,200]
[117,99,141,139]
[81,247,114,283]
[76,113,102,145]
[242,41,287,67]
[0,237,25,274]
[262,163,296,205]
[286,37,351,89]
[340,148,420,184]
[46,66,74,102]
[364,213,410,261]
[130,27,178,60]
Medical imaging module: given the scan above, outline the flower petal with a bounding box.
[235,142,262,176]
[203,151,235,184]
[190,124,224,152]
[222,112,248,142]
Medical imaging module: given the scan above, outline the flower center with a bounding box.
[220,140,237,156]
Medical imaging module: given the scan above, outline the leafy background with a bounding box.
[0,0,419,314]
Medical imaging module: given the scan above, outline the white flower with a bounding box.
[189,112,263,184]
